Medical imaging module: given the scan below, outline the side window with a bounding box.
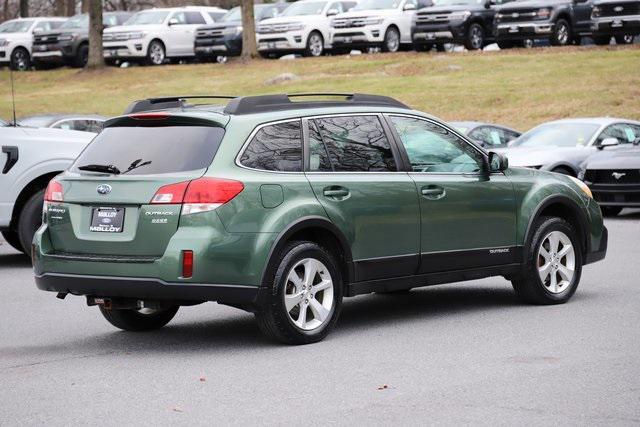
[103,15,119,27]
[34,21,51,32]
[342,1,357,11]
[390,116,484,173]
[597,124,639,145]
[240,121,302,172]
[52,120,73,130]
[503,129,520,143]
[328,2,344,13]
[170,12,187,25]
[312,115,397,172]
[185,12,207,25]
[468,126,506,147]
[308,120,333,172]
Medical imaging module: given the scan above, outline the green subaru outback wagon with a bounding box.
[33,93,607,344]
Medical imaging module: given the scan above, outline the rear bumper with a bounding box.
[585,225,607,265]
[35,272,259,305]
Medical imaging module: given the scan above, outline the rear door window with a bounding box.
[239,120,303,172]
[311,115,397,172]
[71,126,225,175]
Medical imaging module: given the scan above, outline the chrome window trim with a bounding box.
[234,118,306,175]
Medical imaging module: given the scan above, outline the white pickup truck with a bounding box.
[0,126,94,254]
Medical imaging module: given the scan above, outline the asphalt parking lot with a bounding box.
[1,211,639,425]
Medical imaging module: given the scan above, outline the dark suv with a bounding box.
[194,3,287,61]
[31,12,131,69]
[494,0,640,47]
[33,93,607,345]
[413,0,514,51]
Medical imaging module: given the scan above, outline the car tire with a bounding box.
[1,230,26,254]
[593,35,611,45]
[382,26,401,53]
[601,206,623,216]
[435,43,446,52]
[464,23,485,50]
[614,34,634,44]
[551,166,574,176]
[146,40,166,65]
[550,19,571,46]
[99,305,179,331]
[304,31,324,57]
[10,47,31,71]
[512,216,583,305]
[73,44,89,68]
[105,58,118,66]
[17,189,45,258]
[255,241,343,345]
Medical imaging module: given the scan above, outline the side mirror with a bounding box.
[404,3,417,11]
[598,137,619,149]
[168,18,179,26]
[488,151,509,173]
[326,8,339,16]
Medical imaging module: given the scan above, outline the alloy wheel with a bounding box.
[537,230,575,294]
[469,25,483,50]
[12,49,29,71]
[556,23,569,45]
[149,42,165,65]
[284,258,334,331]
[385,28,400,52]
[308,33,323,56]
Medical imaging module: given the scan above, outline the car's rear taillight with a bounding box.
[150,177,244,214]
[129,112,170,120]
[44,179,63,202]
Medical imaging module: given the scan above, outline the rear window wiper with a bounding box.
[78,164,122,174]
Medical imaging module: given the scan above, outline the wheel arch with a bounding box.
[10,171,61,229]
[524,195,590,259]
[260,216,354,287]
[549,163,578,176]
[10,45,30,59]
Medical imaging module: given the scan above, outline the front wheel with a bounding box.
[550,19,571,46]
[382,26,401,53]
[10,47,31,71]
[255,241,343,344]
[512,216,582,305]
[464,23,485,50]
[304,31,324,57]
[146,40,166,65]
[99,305,179,331]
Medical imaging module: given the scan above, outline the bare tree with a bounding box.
[19,0,28,16]
[66,0,76,15]
[240,0,258,61]
[86,0,104,69]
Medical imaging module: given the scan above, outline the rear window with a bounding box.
[71,126,224,175]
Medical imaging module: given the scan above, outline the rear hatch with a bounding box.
[46,115,227,258]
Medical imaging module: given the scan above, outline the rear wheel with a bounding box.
[601,206,623,217]
[146,40,166,65]
[1,230,25,254]
[464,23,485,50]
[17,189,45,257]
[512,216,582,305]
[10,47,30,71]
[255,241,343,344]
[99,305,179,331]
[382,26,401,52]
[304,31,324,57]
[550,19,571,46]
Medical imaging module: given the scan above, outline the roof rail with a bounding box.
[223,93,410,115]
[123,95,237,115]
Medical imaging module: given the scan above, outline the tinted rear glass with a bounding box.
[71,126,224,175]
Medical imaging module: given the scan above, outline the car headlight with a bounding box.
[127,32,146,40]
[287,22,305,31]
[568,176,593,199]
[537,8,551,19]
[449,11,471,20]
[58,34,76,42]
[223,26,242,36]
[0,39,8,47]
[363,17,384,25]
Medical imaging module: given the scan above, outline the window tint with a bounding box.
[390,116,483,173]
[240,121,302,172]
[308,121,332,171]
[71,126,225,175]
[312,116,396,172]
[598,123,640,145]
[185,12,207,24]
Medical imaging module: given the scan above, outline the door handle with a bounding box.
[421,186,445,199]
[323,187,350,199]
[2,146,18,174]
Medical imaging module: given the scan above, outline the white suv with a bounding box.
[0,17,66,71]
[102,6,227,65]
[331,0,418,52]
[257,0,358,57]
